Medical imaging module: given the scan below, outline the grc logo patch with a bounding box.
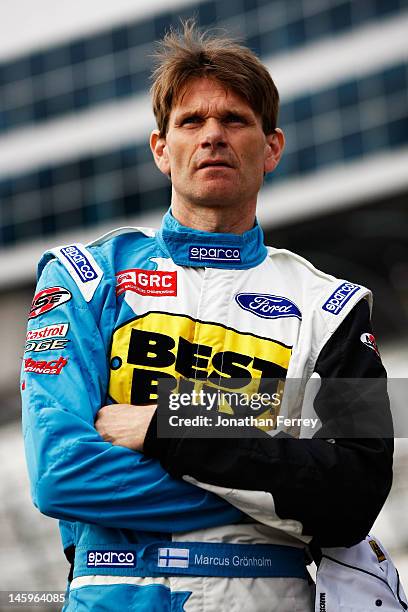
[322,282,360,315]
[189,246,241,264]
[28,287,72,319]
[116,269,177,297]
[60,245,98,282]
[87,550,136,568]
[24,356,67,375]
[236,293,301,320]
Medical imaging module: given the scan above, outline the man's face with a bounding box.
[151,77,283,211]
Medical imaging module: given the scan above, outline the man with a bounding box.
[22,22,393,611]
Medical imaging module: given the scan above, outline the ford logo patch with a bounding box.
[235,293,302,320]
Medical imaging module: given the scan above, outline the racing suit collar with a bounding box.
[156,209,268,269]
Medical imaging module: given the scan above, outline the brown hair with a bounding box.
[150,20,279,137]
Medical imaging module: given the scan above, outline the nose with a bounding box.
[200,118,227,149]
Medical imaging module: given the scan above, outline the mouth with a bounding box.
[197,160,233,170]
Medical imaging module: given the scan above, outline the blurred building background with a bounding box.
[0,0,407,603]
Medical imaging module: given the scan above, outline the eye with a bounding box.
[224,113,247,124]
[181,115,202,126]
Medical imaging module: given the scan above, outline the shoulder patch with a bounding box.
[322,281,361,315]
[50,243,103,302]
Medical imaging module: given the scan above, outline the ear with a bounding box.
[150,130,170,176]
[264,128,285,175]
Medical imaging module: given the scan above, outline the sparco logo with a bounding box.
[87,551,136,568]
[322,282,360,315]
[28,287,72,319]
[319,593,326,611]
[189,246,241,263]
[61,245,97,282]
[235,293,302,320]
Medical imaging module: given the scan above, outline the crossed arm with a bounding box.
[95,300,393,547]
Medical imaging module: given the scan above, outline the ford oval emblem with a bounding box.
[235,293,302,320]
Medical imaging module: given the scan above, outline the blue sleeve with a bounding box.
[21,254,242,532]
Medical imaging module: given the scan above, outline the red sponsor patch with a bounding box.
[360,333,380,357]
[24,356,68,375]
[29,287,72,319]
[21,380,26,391]
[116,269,177,297]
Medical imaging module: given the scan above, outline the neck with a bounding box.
[171,197,256,234]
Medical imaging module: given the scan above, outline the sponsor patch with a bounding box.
[60,245,98,282]
[189,245,241,264]
[51,243,103,302]
[360,333,380,356]
[25,338,69,353]
[322,282,360,315]
[235,293,302,320]
[116,269,177,297]
[87,550,136,568]
[28,287,71,320]
[24,356,67,375]
[369,539,386,563]
[158,548,190,569]
[26,323,69,341]
[109,311,289,424]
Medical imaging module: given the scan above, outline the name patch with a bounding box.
[322,282,360,315]
[61,245,98,282]
[235,293,302,320]
[189,246,241,263]
[116,269,177,297]
[87,551,136,568]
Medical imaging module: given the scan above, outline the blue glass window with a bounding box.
[374,0,400,16]
[382,65,406,96]
[115,74,133,97]
[287,19,306,46]
[387,117,408,147]
[85,33,112,60]
[69,40,86,65]
[128,20,154,47]
[293,96,313,122]
[337,81,359,108]
[296,145,317,174]
[329,2,352,32]
[73,87,90,110]
[1,58,30,83]
[154,13,172,39]
[112,26,129,53]
[342,131,364,159]
[197,1,217,26]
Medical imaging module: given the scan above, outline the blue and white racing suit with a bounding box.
[21,210,392,611]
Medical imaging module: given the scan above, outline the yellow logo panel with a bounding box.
[109,312,291,424]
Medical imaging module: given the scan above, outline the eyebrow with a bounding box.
[174,108,255,122]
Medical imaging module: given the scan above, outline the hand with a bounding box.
[95,404,157,451]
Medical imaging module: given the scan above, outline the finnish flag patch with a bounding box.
[157,547,190,568]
